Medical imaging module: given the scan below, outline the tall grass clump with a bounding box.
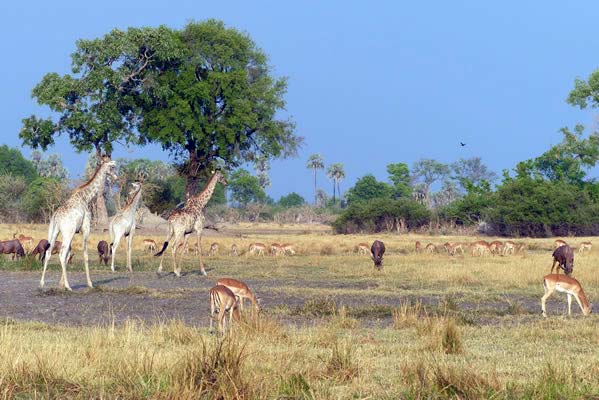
[322,340,359,382]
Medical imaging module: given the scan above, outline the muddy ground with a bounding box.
[0,269,553,328]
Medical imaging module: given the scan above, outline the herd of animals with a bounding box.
[0,157,594,333]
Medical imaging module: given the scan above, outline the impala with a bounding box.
[230,243,239,256]
[489,240,503,255]
[14,233,34,250]
[217,278,260,312]
[578,242,592,254]
[209,285,240,334]
[415,241,423,254]
[281,243,296,255]
[248,243,267,256]
[425,243,437,254]
[541,274,591,317]
[208,242,219,257]
[502,240,516,255]
[554,239,567,249]
[270,243,284,256]
[470,240,491,256]
[355,243,369,256]
[444,242,464,256]
[143,239,157,253]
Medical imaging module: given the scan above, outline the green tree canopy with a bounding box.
[326,162,345,203]
[345,174,392,204]
[228,169,266,206]
[0,145,38,183]
[278,192,305,208]
[451,157,497,192]
[386,162,412,198]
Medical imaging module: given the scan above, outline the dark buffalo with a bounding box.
[551,244,574,276]
[97,240,111,266]
[0,239,26,260]
[30,239,73,264]
[371,240,386,270]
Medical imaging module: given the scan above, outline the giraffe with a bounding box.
[155,170,227,277]
[40,156,118,290]
[109,181,143,273]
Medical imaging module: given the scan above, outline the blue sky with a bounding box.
[1,1,598,201]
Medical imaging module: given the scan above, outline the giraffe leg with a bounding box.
[40,220,60,288]
[126,232,133,273]
[197,230,207,276]
[58,233,75,291]
[82,212,93,288]
[171,233,184,277]
[157,228,174,273]
[110,233,122,273]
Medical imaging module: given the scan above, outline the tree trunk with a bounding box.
[313,169,317,205]
[332,179,336,204]
[186,150,200,198]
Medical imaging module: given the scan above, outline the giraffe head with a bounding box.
[129,181,142,196]
[212,170,228,186]
[101,156,118,182]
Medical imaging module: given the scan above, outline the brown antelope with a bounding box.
[143,239,157,253]
[425,243,437,254]
[270,243,284,256]
[217,278,260,312]
[14,233,34,250]
[248,243,267,256]
[355,243,369,255]
[554,239,567,249]
[30,239,73,264]
[0,240,26,260]
[415,241,423,254]
[541,274,591,317]
[444,242,464,256]
[209,285,240,334]
[502,241,516,255]
[230,244,239,256]
[97,240,110,266]
[515,243,527,255]
[208,242,219,257]
[489,240,503,255]
[470,240,491,256]
[579,242,592,254]
[281,243,296,255]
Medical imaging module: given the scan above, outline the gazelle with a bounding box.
[281,243,296,255]
[579,242,592,254]
[208,242,219,257]
[415,241,423,254]
[444,242,464,256]
[248,243,267,256]
[554,239,567,249]
[489,240,503,256]
[425,243,437,254]
[355,243,369,255]
[270,243,284,256]
[143,239,157,253]
[216,278,260,312]
[541,274,591,317]
[209,285,240,334]
[470,240,491,256]
[230,243,239,256]
[502,241,516,255]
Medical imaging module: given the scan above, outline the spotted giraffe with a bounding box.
[40,156,118,290]
[155,171,227,276]
[109,181,143,273]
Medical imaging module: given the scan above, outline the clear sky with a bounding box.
[1,1,598,201]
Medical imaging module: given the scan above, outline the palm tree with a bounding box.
[306,154,324,205]
[326,163,346,204]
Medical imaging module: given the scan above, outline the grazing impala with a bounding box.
[579,242,592,254]
[209,285,240,334]
[270,243,284,256]
[444,242,464,256]
[415,241,423,254]
[143,239,157,253]
[14,233,34,250]
[217,278,260,312]
[541,274,591,317]
[489,240,503,256]
[554,239,567,249]
[281,243,296,255]
[230,244,239,256]
[425,243,437,254]
[502,241,516,255]
[355,243,369,256]
[470,240,491,256]
[208,242,219,257]
[248,243,267,256]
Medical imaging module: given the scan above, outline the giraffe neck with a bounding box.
[122,187,143,216]
[77,163,110,205]
[190,173,220,210]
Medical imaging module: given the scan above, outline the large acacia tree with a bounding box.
[136,20,301,196]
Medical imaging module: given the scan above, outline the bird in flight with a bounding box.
[460,142,466,147]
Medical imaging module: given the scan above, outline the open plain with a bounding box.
[1,223,599,398]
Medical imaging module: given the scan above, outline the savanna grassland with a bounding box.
[1,223,599,399]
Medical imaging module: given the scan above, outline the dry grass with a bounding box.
[3,223,599,397]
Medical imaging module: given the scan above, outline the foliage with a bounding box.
[0,145,38,183]
[386,162,412,198]
[228,169,266,206]
[136,20,301,195]
[332,198,431,233]
[345,174,392,204]
[450,157,497,192]
[30,151,69,179]
[326,163,345,203]
[0,174,28,222]
[278,192,305,208]
[22,177,70,222]
[306,154,325,205]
